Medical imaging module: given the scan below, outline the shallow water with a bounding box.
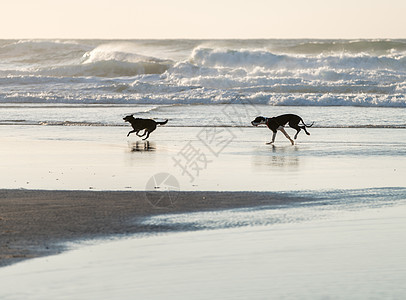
[1,104,406,128]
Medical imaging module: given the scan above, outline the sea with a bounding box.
[0,39,406,128]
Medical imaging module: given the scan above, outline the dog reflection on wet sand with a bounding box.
[129,141,155,152]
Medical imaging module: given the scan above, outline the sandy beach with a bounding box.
[1,120,406,298]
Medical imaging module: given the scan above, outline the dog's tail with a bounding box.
[300,118,314,127]
[156,119,168,125]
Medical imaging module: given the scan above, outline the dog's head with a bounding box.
[123,115,134,123]
[251,116,267,126]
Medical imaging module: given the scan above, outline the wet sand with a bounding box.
[0,189,305,267]
[1,188,405,299]
[1,125,405,268]
[1,126,405,192]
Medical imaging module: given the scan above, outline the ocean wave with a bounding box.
[1,39,406,107]
[43,60,171,77]
[2,89,405,107]
[0,39,89,64]
[0,61,171,78]
[164,63,403,94]
[189,47,406,71]
[266,93,406,107]
[0,41,174,77]
[281,39,406,55]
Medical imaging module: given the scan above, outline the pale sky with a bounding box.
[1,0,405,39]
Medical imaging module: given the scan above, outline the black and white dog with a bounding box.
[251,114,313,145]
[124,115,168,140]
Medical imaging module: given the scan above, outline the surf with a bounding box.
[1,39,405,106]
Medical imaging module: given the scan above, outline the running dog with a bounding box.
[123,115,168,140]
[251,114,313,145]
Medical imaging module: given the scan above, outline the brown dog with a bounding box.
[123,115,168,140]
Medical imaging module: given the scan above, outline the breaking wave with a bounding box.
[1,39,406,106]
[190,46,406,71]
[39,60,172,77]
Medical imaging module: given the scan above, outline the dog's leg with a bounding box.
[301,126,311,135]
[266,131,277,144]
[127,130,136,137]
[291,126,301,139]
[279,127,294,145]
[143,127,155,140]
[288,122,301,140]
[142,131,151,140]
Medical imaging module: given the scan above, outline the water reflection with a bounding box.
[128,141,156,152]
[252,145,300,169]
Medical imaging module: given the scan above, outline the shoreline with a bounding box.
[0,189,306,267]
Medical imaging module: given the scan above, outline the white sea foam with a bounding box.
[0,39,405,106]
